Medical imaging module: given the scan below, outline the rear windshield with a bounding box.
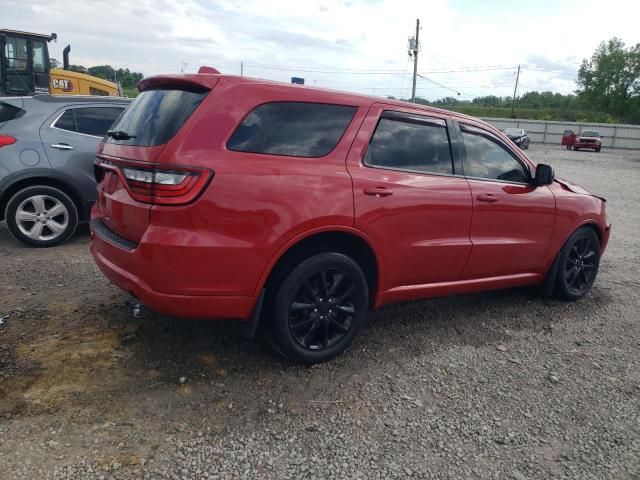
[227,102,357,157]
[106,88,207,146]
[0,102,24,124]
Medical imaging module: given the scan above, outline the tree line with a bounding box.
[50,59,143,90]
[401,38,640,124]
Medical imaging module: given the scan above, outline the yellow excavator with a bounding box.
[0,29,121,97]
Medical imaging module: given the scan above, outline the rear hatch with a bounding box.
[95,77,216,242]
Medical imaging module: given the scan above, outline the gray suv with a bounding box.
[0,95,130,246]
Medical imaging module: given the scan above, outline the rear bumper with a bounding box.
[90,227,257,321]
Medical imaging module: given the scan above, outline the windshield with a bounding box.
[106,88,208,147]
[505,128,523,136]
[580,130,599,137]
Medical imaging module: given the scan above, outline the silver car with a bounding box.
[0,95,130,246]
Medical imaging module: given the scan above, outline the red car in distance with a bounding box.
[90,71,611,363]
[573,130,602,152]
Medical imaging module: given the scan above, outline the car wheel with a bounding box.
[595,147,601,152]
[270,252,369,364]
[5,186,78,247]
[555,227,600,301]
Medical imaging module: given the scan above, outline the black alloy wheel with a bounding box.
[555,227,600,300]
[270,252,369,364]
[288,268,357,350]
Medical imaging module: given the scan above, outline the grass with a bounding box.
[122,88,139,98]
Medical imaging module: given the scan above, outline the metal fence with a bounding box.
[481,117,640,150]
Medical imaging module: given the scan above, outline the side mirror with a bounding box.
[535,163,555,186]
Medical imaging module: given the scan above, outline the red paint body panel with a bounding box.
[90,74,611,321]
[462,180,556,278]
[347,105,473,291]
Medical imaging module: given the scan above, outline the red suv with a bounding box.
[573,130,602,152]
[90,72,611,363]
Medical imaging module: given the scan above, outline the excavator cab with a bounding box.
[0,29,120,97]
[0,29,53,96]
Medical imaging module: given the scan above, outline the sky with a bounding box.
[2,0,639,100]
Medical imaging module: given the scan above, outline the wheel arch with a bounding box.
[580,221,602,244]
[0,173,87,222]
[257,227,382,309]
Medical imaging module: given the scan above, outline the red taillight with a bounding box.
[97,159,213,206]
[0,135,16,147]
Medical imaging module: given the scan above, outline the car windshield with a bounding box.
[505,128,523,135]
[581,130,599,137]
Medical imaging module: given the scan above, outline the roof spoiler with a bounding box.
[138,74,220,92]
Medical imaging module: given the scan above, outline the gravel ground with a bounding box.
[0,145,638,480]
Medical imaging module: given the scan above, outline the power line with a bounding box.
[231,62,519,75]
[416,73,479,97]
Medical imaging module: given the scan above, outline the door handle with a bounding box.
[363,187,393,197]
[51,143,74,150]
[476,194,498,203]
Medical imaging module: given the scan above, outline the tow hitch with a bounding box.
[125,296,146,318]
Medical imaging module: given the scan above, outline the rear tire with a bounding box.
[5,186,78,247]
[595,146,601,152]
[269,252,369,364]
[554,227,600,301]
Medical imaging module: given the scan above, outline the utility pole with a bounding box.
[511,64,521,118]
[240,61,244,76]
[410,19,420,103]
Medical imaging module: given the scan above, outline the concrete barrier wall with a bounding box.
[481,117,640,150]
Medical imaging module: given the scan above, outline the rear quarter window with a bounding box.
[0,102,24,123]
[227,102,357,157]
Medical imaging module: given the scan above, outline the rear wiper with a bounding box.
[106,129,136,140]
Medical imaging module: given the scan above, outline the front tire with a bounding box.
[555,227,600,301]
[5,186,78,247]
[270,252,369,364]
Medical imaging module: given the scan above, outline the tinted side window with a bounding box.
[227,102,357,157]
[364,115,453,175]
[54,110,76,132]
[0,102,24,123]
[75,107,124,136]
[461,125,529,183]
